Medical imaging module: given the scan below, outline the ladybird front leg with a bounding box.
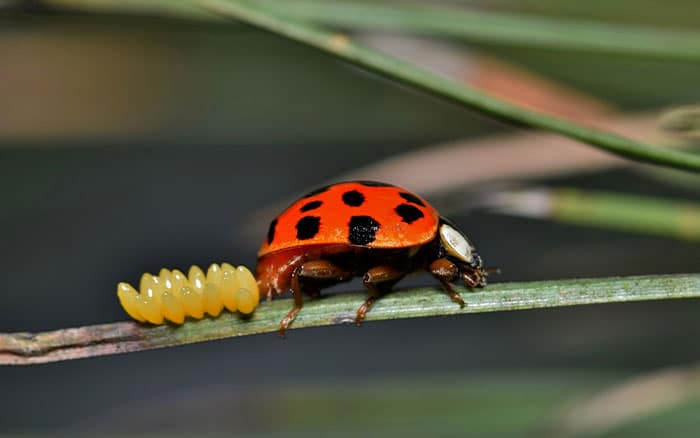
[463,268,486,288]
[279,260,351,337]
[356,265,405,325]
[428,258,465,307]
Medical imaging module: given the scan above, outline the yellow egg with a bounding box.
[116,282,145,322]
[180,285,204,319]
[140,273,164,303]
[170,269,189,297]
[160,268,174,293]
[137,297,165,324]
[159,268,171,282]
[206,263,223,287]
[203,283,224,317]
[236,288,258,315]
[188,265,206,295]
[161,290,185,324]
[237,265,260,303]
[219,263,238,311]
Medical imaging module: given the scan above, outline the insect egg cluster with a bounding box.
[117,263,259,325]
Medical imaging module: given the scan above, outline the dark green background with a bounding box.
[1,4,699,435]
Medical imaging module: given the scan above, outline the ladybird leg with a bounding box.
[428,258,465,307]
[279,265,305,338]
[297,260,353,298]
[463,269,486,288]
[355,265,405,325]
[279,260,351,337]
[298,260,352,284]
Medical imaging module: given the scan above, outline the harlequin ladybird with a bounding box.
[117,263,260,325]
[257,181,492,336]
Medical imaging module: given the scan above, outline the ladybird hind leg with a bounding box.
[279,260,351,337]
[428,258,466,307]
[355,265,405,325]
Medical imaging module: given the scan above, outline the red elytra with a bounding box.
[256,181,491,336]
[258,181,439,256]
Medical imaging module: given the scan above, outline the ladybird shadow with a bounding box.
[237,312,255,322]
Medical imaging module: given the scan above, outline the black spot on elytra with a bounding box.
[302,185,331,198]
[296,216,321,240]
[357,181,394,187]
[348,216,380,245]
[267,218,278,244]
[395,203,424,224]
[342,190,365,207]
[300,200,323,212]
[399,192,425,207]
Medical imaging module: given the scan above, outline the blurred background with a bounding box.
[1,0,700,436]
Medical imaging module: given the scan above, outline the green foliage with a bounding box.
[201,0,700,172]
[3,2,700,433]
[37,0,700,170]
[257,0,700,61]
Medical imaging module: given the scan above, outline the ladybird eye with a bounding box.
[439,224,473,263]
[470,253,483,268]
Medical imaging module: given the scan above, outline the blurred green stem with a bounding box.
[197,0,700,173]
[39,0,700,62]
[2,274,699,365]
[35,0,700,171]
[492,188,700,242]
[39,0,215,20]
[258,0,700,62]
[552,364,700,436]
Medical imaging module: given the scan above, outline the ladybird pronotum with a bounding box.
[117,263,260,324]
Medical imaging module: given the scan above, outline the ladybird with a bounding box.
[117,263,260,325]
[257,181,492,336]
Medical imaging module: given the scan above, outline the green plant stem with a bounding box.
[38,0,700,62]
[195,0,700,173]
[551,189,700,241]
[35,0,700,172]
[660,105,700,137]
[39,0,217,21]
[257,0,700,62]
[492,188,700,242]
[2,274,699,365]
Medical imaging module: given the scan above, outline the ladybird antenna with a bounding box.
[484,267,501,275]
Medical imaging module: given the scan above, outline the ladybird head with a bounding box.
[437,217,487,287]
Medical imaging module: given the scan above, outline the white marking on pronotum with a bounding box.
[439,223,473,263]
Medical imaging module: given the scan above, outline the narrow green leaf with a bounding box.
[259,0,700,62]
[2,274,698,365]
[196,0,700,173]
[40,0,700,62]
[492,188,700,242]
[35,0,700,171]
